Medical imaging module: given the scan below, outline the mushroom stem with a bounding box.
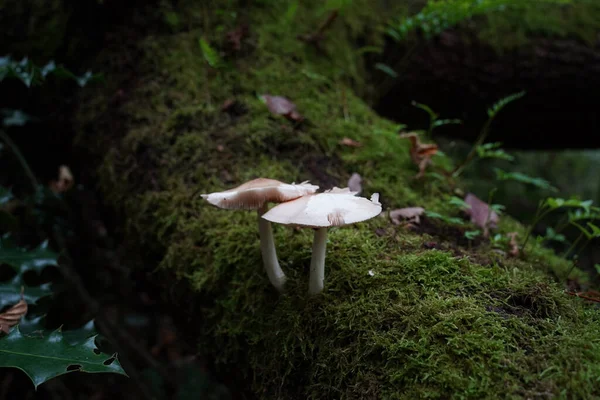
[308,227,328,295]
[258,205,286,292]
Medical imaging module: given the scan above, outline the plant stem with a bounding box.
[554,213,570,234]
[563,238,591,281]
[0,129,39,190]
[452,116,494,178]
[258,205,286,292]
[308,227,328,295]
[563,232,584,259]
[521,204,552,249]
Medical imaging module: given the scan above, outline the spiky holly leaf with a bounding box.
[0,238,58,274]
[0,186,12,204]
[0,276,51,311]
[62,320,98,345]
[0,327,127,389]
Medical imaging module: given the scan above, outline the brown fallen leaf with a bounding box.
[225,24,249,52]
[390,207,425,225]
[49,165,74,194]
[399,132,438,179]
[260,94,304,122]
[347,173,362,194]
[339,137,362,147]
[0,291,27,334]
[220,98,236,112]
[507,232,519,257]
[464,193,499,237]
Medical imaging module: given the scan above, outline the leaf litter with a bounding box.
[399,132,438,178]
[0,288,27,334]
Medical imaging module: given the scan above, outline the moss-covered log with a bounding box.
[75,1,600,398]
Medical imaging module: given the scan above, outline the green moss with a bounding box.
[75,0,600,398]
[479,1,600,50]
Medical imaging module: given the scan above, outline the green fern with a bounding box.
[487,91,526,118]
[198,38,223,69]
[388,0,573,41]
[494,168,558,192]
[476,142,515,161]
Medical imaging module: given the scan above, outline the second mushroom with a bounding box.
[262,187,382,295]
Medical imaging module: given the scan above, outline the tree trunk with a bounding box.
[74,1,600,398]
[375,30,600,150]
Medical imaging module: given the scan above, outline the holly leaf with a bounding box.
[0,276,51,311]
[0,186,12,204]
[0,327,127,389]
[0,239,58,274]
[62,320,98,345]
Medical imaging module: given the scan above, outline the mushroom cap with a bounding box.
[262,187,382,228]
[201,178,319,210]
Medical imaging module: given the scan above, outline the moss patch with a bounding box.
[75,0,600,398]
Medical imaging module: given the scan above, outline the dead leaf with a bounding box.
[399,132,438,179]
[390,207,425,225]
[347,173,362,194]
[507,232,519,257]
[339,137,362,147]
[0,292,27,334]
[49,165,74,194]
[464,193,499,237]
[225,24,249,52]
[260,95,304,122]
[221,98,236,111]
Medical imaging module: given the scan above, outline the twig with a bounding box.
[298,11,339,46]
[565,291,600,303]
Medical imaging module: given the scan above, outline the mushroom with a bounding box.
[262,187,382,295]
[201,178,319,291]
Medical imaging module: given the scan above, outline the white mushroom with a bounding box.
[202,178,318,291]
[262,187,382,295]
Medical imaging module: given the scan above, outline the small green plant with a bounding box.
[567,221,600,256]
[543,227,566,244]
[464,229,481,240]
[448,195,471,211]
[452,91,525,177]
[563,222,600,279]
[375,63,398,78]
[412,101,461,137]
[424,210,465,225]
[476,142,515,161]
[491,233,507,248]
[522,197,595,249]
[199,38,225,69]
[494,168,558,192]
